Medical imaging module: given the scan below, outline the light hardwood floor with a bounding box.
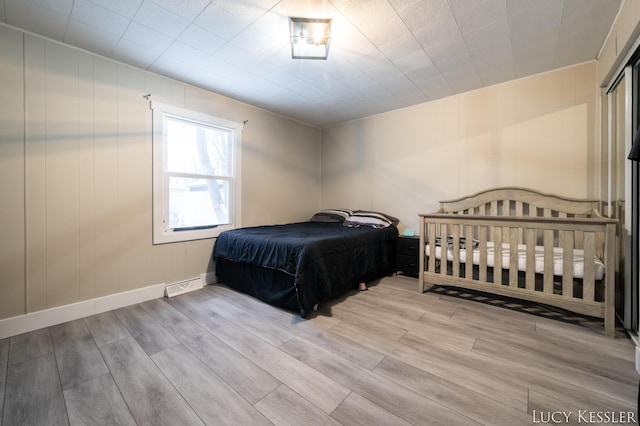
[1,275,638,425]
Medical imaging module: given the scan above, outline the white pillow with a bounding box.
[343,210,399,228]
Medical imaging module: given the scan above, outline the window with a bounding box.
[152,102,242,244]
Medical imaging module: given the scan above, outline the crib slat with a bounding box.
[543,230,554,294]
[494,227,502,284]
[515,201,524,242]
[583,232,596,302]
[500,200,511,243]
[419,218,425,292]
[452,224,460,277]
[562,230,574,298]
[605,222,616,337]
[478,226,487,282]
[428,223,436,273]
[501,201,510,244]
[509,227,518,287]
[515,201,523,217]
[558,212,568,247]
[489,201,497,242]
[440,224,448,277]
[595,231,605,260]
[465,225,474,280]
[525,228,536,291]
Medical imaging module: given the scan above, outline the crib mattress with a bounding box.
[425,242,605,280]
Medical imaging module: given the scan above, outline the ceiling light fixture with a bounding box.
[289,17,332,60]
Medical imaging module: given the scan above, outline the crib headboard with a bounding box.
[438,187,602,219]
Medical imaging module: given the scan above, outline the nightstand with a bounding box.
[396,235,420,277]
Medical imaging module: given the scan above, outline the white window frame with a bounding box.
[151,101,242,244]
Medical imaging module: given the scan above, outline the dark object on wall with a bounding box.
[627,128,640,161]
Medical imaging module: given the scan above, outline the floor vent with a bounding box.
[164,277,203,298]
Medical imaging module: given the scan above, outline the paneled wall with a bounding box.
[0,26,25,319]
[597,0,640,86]
[0,25,321,320]
[321,62,598,232]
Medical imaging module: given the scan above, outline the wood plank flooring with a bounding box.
[1,275,638,425]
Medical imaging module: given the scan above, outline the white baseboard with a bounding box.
[0,282,166,340]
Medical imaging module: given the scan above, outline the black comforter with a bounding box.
[213,221,398,316]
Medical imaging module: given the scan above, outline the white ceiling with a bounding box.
[0,0,622,128]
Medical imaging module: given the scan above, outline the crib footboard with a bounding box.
[418,213,617,337]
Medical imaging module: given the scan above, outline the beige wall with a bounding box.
[596,0,640,209]
[597,0,640,87]
[0,26,25,320]
[5,7,635,321]
[0,25,321,320]
[321,62,598,233]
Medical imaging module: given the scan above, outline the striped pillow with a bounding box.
[309,208,354,223]
[343,210,399,228]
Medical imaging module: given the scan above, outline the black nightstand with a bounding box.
[396,235,420,277]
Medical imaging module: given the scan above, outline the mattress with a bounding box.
[425,241,605,280]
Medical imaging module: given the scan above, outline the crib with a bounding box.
[418,187,618,337]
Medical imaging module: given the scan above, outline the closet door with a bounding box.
[631,64,640,332]
[608,65,637,331]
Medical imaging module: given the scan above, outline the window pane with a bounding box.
[168,176,229,228]
[166,117,231,176]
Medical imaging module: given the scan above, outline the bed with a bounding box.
[418,188,618,336]
[213,210,398,317]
